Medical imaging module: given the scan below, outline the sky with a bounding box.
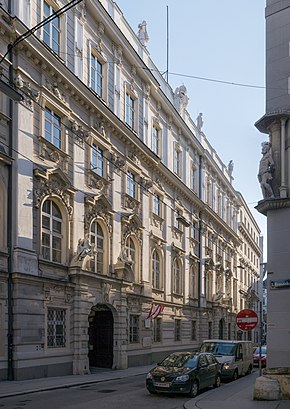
[115,0,267,255]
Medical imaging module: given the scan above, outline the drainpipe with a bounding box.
[280,117,287,198]
[7,0,14,381]
[197,155,203,309]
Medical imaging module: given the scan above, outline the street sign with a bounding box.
[236,309,258,331]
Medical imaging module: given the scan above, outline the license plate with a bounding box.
[154,382,170,388]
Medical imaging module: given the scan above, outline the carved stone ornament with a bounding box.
[112,43,123,65]
[128,150,140,165]
[71,120,89,145]
[14,74,39,109]
[140,176,153,190]
[123,193,140,213]
[120,213,143,247]
[111,152,126,169]
[76,2,86,21]
[155,178,165,192]
[38,137,69,173]
[33,168,75,216]
[45,79,66,102]
[84,194,113,235]
[76,233,95,260]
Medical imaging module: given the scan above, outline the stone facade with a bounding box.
[0,0,262,380]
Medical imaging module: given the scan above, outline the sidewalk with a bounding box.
[184,371,290,409]
[0,364,154,399]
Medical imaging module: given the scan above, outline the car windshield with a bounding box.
[254,346,267,355]
[200,342,236,356]
[160,353,198,368]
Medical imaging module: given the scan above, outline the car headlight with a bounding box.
[175,374,189,382]
[146,372,153,380]
[223,362,230,370]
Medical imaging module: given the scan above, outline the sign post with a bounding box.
[236,309,258,331]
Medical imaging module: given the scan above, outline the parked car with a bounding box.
[200,339,253,380]
[253,345,267,367]
[146,351,221,398]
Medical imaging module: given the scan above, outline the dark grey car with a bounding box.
[146,351,221,398]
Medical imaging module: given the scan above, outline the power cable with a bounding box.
[0,0,83,65]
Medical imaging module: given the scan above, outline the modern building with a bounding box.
[0,0,262,381]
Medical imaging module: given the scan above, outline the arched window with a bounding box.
[152,249,160,289]
[125,237,136,274]
[190,263,198,298]
[173,258,182,294]
[41,199,62,262]
[90,221,104,274]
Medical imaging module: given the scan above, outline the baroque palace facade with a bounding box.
[0,0,262,380]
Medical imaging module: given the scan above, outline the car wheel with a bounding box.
[189,380,199,398]
[148,390,156,394]
[232,370,238,381]
[246,365,252,375]
[214,374,221,388]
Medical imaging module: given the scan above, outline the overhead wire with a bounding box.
[0,69,259,245]
[0,0,84,65]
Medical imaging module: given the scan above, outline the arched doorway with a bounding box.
[88,304,114,368]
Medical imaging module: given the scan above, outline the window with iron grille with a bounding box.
[43,1,60,54]
[47,308,66,348]
[174,319,181,341]
[129,315,139,343]
[153,318,162,343]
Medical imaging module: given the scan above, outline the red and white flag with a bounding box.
[146,303,164,319]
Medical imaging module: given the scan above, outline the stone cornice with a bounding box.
[255,197,290,216]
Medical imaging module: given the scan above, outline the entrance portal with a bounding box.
[88,304,113,368]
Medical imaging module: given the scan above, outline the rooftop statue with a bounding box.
[196,112,203,131]
[174,85,189,115]
[258,141,275,199]
[137,20,149,47]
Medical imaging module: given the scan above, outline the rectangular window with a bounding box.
[174,148,181,176]
[153,193,161,216]
[153,318,162,343]
[47,308,66,348]
[174,319,181,341]
[127,171,136,198]
[75,18,83,79]
[44,107,61,149]
[43,1,60,54]
[125,93,134,128]
[91,54,103,97]
[152,125,160,155]
[191,167,196,190]
[92,144,104,177]
[191,320,196,341]
[129,315,139,343]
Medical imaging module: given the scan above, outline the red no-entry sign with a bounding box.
[236,309,258,331]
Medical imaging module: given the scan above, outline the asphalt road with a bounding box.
[0,374,190,409]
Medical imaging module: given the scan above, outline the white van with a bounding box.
[200,340,253,381]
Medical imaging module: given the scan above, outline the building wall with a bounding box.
[0,0,262,380]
